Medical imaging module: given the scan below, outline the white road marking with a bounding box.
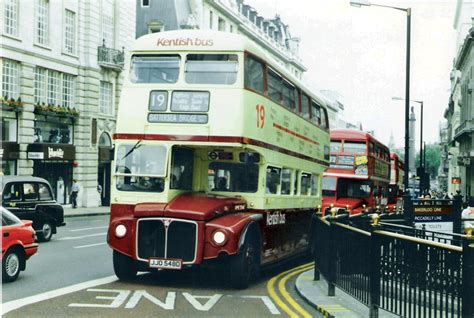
[69,226,108,232]
[239,295,281,315]
[57,233,106,240]
[69,289,131,308]
[1,276,118,315]
[124,291,176,310]
[74,242,107,249]
[182,292,222,311]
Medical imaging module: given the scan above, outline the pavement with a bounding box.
[63,205,395,317]
[295,268,399,318]
[63,205,110,218]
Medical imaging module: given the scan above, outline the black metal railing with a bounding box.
[313,213,474,317]
[97,39,124,69]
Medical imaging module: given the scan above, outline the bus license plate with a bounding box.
[149,258,182,270]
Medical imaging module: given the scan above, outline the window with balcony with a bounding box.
[100,81,113,115]
[36,0,49,45]
[4,0,18,37]
[62,74,75,108]
[34,67,46,104]
[64,9,76,54]
[101,0,114,47]
[2,59,20,100]
[47,70,60,105]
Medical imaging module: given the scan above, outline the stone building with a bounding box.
[447,0,474,198]
[1,0,135,207]
[136,0,306,79]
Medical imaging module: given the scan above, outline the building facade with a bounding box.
[448,0,474,199]
[1,0,136,207]
[136,0,306,79]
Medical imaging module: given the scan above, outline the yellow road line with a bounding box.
[278,266,314,318]
[267,262,314,317]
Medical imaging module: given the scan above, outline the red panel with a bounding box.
[164,193,246,221]
[134,203,166,217]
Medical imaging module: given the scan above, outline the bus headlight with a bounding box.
[115,224,127,238]
[212,230,227,246]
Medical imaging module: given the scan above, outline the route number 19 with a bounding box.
[256,104,265,128]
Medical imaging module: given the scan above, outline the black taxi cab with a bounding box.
[0,176,65,242]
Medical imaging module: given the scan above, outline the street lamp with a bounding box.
[393,97,424,193]
[350,0,411,193]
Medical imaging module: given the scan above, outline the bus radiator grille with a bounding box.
[137,219,197,262]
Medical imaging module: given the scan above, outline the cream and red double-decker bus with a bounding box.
[321,129,391,215]
[108,30,330,288]
[388,152,405,209]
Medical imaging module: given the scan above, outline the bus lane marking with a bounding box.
[68,289,281,314]
[182,292,222,311]
[69,226,108,232]
[74,242,107,249]
[1,275,118,315]
[57,233,106,240]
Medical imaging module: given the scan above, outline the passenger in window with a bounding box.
[215,177,228,191]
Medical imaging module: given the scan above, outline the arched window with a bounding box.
[98,132,111,147]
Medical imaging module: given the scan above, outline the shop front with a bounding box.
[0,142,20,175]
[27,144,75,204]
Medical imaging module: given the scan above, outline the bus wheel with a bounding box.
[230,227,261,289]
[113,250,137,280]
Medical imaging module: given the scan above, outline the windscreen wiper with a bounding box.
[122,140,143,160]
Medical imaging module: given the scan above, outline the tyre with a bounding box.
[113,250,137,280]
[37,221,53,242]
[229,226,261,289]
[2,248,23,283]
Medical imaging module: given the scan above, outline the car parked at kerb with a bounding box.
[2,206,38,282]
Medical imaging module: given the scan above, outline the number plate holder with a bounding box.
[149,258,183,270]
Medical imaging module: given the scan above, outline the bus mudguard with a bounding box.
[203,213,263,260]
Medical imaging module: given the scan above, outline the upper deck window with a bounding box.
[185,54,238,85]
[244,55,264,93]
[267,70,282,103]
[331,141,342,152]
[343,142,366,154]
[301,94,310,120]
[130,55,180,84]
[282,81,297,110]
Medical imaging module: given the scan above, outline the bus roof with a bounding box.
[330,129,388,149]
[131,30,328,107]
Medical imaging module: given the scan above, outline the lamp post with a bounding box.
[350,0,411,192]
[393,97,424,193]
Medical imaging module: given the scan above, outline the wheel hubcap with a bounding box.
[43,223,52,238]
[5,253,19,277]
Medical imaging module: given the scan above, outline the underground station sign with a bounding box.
[412,200,455,233]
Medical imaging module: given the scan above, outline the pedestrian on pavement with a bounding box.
[70,179,80,208]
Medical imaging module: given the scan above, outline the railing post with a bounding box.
[369,214,381,318]
[462,234,474,317]
[453,195,463,234]
[327,209,337,296]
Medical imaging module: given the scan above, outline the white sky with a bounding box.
[245,0,456,148]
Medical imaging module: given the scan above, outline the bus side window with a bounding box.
[170,147,194,190]
[311,174,319,196]
[266,166,281,194]
[301,173,311,196]
[294,170,299,195]
[281,168,292,195]
[310,101,321,126]
[244,55,264,94]
[267,70,282,104]
[301,94,310,120]
[321,108,329,130]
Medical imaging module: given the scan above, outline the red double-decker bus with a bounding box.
[322,129,391,214]
[387,153,404,210]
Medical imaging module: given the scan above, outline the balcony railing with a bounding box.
[98,39,124,70]
[454,119,474,141]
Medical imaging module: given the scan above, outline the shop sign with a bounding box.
[27,143,75,160]
[452,177,461,184]
[0,142,20,160]
[28,152,44,159]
